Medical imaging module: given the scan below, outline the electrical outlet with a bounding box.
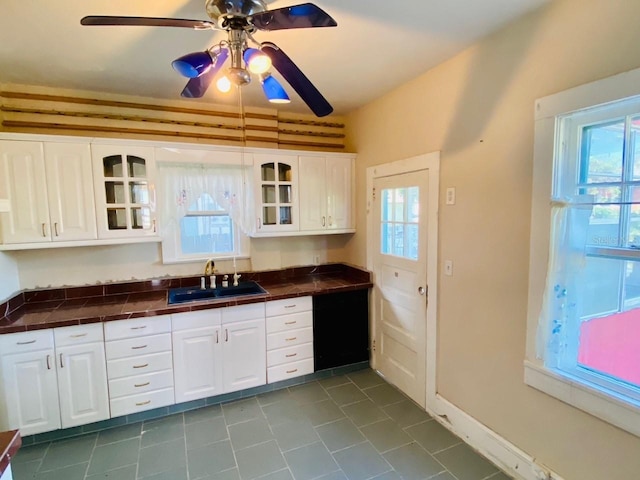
[446,187,456,205]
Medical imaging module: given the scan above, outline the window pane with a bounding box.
[279,207,292,225]
[580,120,625,184]
[381,222,392,255]
[105,182,125,204]
[394,188,405,222]
[131,207,151,230]
[631,117,640,181]
[262,185,276,204]
[406,224,419,260]
[587,204,621,247]
[628,196,640,246]
[407,187,419,223]
[382,189,393,222]
[279,185,292,204]
[127,156,146,178]
[578,256,623,319]
[129,182,149,204]
[107,208,127,230]
[578,305,640,389]
[261,163,275,181]
[180,215,233,254]
[278,163,292,182]
[103,155,123,177]
[393,224,404,257]
[624,260,640,309]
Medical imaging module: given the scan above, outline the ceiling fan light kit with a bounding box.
[81,0,337,117]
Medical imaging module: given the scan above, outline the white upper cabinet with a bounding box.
[0,140,96,244]
[299,155,354,232]
[91,144,158,238]
[253,153,299,234]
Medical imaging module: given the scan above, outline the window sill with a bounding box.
[523,360,640,438]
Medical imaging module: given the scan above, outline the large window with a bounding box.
[180,194,234,256]
[526,68,640,438]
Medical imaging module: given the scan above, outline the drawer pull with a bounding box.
[285,353,297,358]
[16,340,36,345]
[131,345,148,350]
[46,355,51,370]
[284,305,297,309]
[131,326,147,330]
[286,369,298,374]
[134,382,150,388]
[133,363,149,369]
[70,333,88,338]
[136,400,151,406]
[59,353,64,368]
[285,321,297,325]
[285,337,297,342]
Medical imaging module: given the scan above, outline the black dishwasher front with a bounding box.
[312,289,369,371]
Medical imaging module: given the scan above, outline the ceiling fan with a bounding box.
[81,0,337,117]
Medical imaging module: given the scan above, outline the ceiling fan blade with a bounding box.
[261,42,333,117]
[181,49,229,98]
[251,3,337,31]
[81,16,215,30]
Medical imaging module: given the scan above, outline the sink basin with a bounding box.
[168,281,267,305]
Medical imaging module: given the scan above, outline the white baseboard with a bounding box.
[427,394,564,480]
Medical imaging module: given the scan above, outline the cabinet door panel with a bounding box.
[1,350,60,435]
[298,156,327,231]
[44,143,97,241]
[57,342,109,428]
[222,319,266,393]
[173,327,223,403]
[326,157,353,230]
[0,141,50,243]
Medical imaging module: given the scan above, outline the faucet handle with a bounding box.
[233,273,241,287]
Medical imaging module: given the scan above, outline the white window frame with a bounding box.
[526,67,640,439]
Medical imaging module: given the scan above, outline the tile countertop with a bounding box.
[0,430,20,477]
[0,264,373,334]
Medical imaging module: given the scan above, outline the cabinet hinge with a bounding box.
[372,339,376,352]
[372,187,376,201]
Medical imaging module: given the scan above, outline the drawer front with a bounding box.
[109,388,175,418]
[267,358,314,384]
[104,315,171,341]
[107,351,173,379]
[54,324,104,347]
[105,333,171,360]
[172,309,221,331]
[266,296,312,317]
[108,369,174,399]
[266,311,312,334]
[267,342,314,367]
[0,330,54,354]
[221,303,265,324]
[266,327,313,350]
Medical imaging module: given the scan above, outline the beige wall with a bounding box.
[9,234,351,291]
[0,252,19,301]
[344,0,640,479]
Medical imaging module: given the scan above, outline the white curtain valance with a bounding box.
[158,161,255,237]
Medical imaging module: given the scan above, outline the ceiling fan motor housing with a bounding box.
[205,0,267,22]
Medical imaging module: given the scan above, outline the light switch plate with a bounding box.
[446,187,456,205]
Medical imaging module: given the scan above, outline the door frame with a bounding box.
[366,151,440,408]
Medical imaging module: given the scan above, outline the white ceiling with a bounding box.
[0,0,549,116]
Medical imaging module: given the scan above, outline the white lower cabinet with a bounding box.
[266,296,314,383]
[172,303,266,402]
[0,325,109,436]
[172,309,224,403]
[104,315,174,417]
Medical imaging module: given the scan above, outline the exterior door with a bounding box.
[372,170,430,407]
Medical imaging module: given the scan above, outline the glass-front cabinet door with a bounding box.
[253,154,299,234]
[91,145,157,238]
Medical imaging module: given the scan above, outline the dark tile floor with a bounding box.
[11,369,512,480]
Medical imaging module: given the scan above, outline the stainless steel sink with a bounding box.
[168,281,267,304]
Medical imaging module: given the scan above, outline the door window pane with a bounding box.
[380,186,419,260]
[103,155,123,177]
[127,156,147,178]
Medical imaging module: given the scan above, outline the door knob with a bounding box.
[418,286,426,295]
